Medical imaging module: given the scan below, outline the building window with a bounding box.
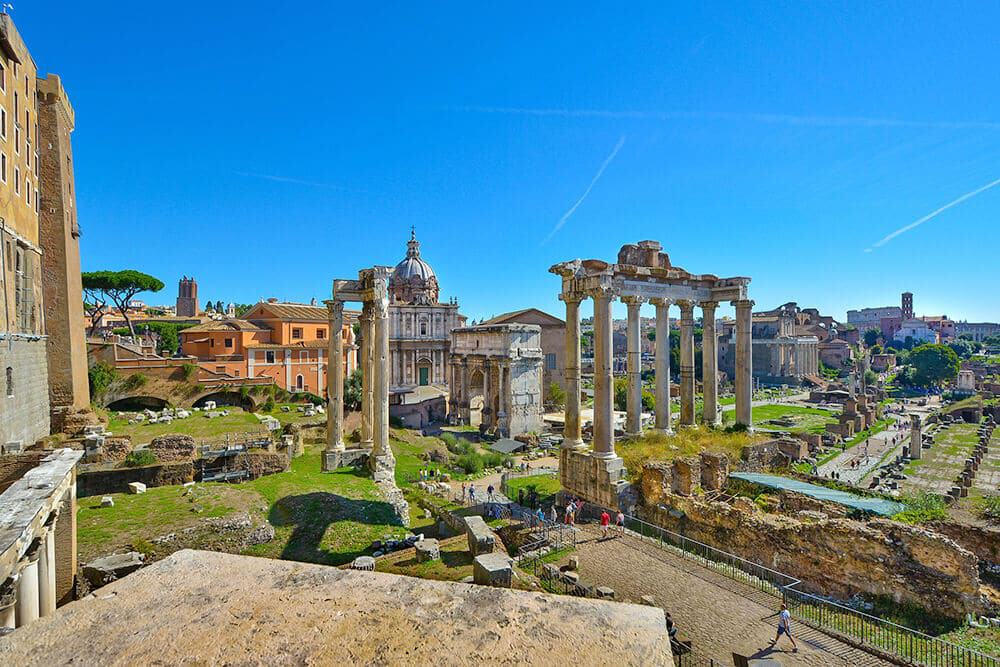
[420,321,427,336]
[225,337,234,348]
[265,350,276,364]
[13,124,18,155]
[295,374,304,391]
[33,188,37,213]
[210,338,215,348]
[291,327,303,339]
[545,353,557,370]
[316,328,326,339]
[13,166,18,194]
[300,350,309,362]
[5,366,12,397]
[24,177,29,205]
[1,153,6,184]
[0,62,5,93]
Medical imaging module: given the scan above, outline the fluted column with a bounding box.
[325,300,345,456]
[701,301,720,426]
[651,298,672,433]
[360,304,374,448]
[38,524,56,617]
[370,279,394,482]
[678,301,696,427]
[734,299,754,428]
[591,286,615,457]
[15,551,39,627]
[623,296,644,437]
[561,293,584,448]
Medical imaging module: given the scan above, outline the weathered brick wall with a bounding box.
[0,450,46,492]
[0,338,51,447]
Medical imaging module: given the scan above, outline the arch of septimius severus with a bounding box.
[550,240,752,508]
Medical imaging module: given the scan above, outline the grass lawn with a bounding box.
[618,429,762,480]
[78,444,436,567]
[375,534,475,582]
[747,404,839,434]
[106,408,266,445]
[505,474,561,505]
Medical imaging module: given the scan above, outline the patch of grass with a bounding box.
[107,408,265,445]
[977,494,1000,521]
[121,450,157,467]
[892,492,949,524]
[505,474,561,505]
[618,429,760,480]
[750,404,839,434]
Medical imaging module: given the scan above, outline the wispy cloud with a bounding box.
[543,136,626,245]
[865,175,1000,252]
[235,171,361,191]
[454,106,1000,130]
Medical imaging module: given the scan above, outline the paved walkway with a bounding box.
[565,525,894,667]
[817,413,907,485]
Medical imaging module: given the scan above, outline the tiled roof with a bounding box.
[482,308,565,327]
[181,319,265,333]
[245,340,332,350]
[248,302,359,322]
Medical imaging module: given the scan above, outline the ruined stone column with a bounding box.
[15,552,39,627]
[678,301,696,427]
[591,286,616,457]
[910,414,922,460]
[497,360,509,437]
[38,524,56,617]
[460,357,470,424]
[700,301,720,427]
[360,304,374,448]
[734,299,754,429]
[623,296,644,437]
[561,293,585,448]
[369,282,395,482]
[324,301,346,468]
[483,358,493,431]
[651,298,672,434]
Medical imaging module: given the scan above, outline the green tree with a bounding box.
[864,369,878,386]
[613,377,654,412]
[863,328,881,347]
[546,381,566,408]
[234,303,253,318]
[81,270,165,337]
[216,300,225,313]
[344,368,363,410]
[88,361,117,398]
[907,344,960,388]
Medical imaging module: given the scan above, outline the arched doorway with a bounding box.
[416,356,432,386]
[193,391,255,411]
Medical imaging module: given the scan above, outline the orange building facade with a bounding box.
[179,300,357,396]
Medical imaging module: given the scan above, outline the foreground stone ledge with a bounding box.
[0,549,673,666]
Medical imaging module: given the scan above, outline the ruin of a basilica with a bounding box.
[323,267,408,523]
[551,241,752,507]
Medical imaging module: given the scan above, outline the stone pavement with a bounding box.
[565,525,894,667]
[817,413,908,485]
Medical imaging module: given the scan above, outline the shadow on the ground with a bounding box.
[268,492,403,565]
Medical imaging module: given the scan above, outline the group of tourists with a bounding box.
[598,508,626,539]
[418,467,441,481]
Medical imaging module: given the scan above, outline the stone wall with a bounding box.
[228,451,288,479]
[559,448,628,509]
[638,476,984,618]
[0,337,51,448]
[77,461,196,497]
[0,450,46,493]
[928,521,1000,567]
[509,356,543,436]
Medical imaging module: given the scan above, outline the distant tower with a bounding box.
[176,277,199,317]
[901,292,913,320]
[226,302,236,318]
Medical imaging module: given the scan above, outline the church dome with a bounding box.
[390,229,440,304]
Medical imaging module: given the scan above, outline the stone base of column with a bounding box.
[370,453,396,484]
[321,448,345,472]
[652,427,674,436]
[559,448,629,510]
[561,438,587,451]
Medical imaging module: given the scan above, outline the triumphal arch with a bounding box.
[550,240,752,508]
[323,266,408,524]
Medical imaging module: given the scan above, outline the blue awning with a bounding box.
[729,472,904,516]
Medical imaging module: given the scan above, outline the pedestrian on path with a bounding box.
[616,510,625,537]
[461,482,466,502]
[535,507,544,525]
[550,505,558,523]
[770,603,798,652]
[600,510,611,539]
[487,484,495,501]
[469,484,477,504]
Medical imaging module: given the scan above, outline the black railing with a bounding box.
[576,504,998,667]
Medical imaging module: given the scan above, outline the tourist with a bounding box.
[487,484,495,501]
[770,603,798,651]
[461,482,466,502]
[550,505,558,523]
[616,510,625,537]
[600,510,611,539]
[576,500,585,521]
[469,484,477,504]
[535,507,545,525]
[665,612,678,640]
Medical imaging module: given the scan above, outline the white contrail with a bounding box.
[866,175,1000,252]
[455,106,1000,130]
[543,136,626,244]
[235,171,359,191]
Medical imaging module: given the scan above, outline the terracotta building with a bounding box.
[179,300,357,395]
[2,13,91,447]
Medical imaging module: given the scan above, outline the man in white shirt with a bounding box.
[770,602,798,651]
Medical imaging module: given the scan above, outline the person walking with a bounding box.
[469,484,477,504]
[616,510,625,537]
[535,507,545,525]
[460,482,466,503]
[550,505,558,524]
[600,510,611,539]
[770,603,798,652]
[487,484,495,502]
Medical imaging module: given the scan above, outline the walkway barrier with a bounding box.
[576,504,998,667]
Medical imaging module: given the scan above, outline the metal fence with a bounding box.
[576,504,998,667]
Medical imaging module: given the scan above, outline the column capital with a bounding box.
[586,284,615,301]
[559,291,587,304]
[324,299,345,316]
[621,295,645,306]
[699,300,719,311]
[678,300,695,317]
[649,297,672,308]
[732,298,755,310]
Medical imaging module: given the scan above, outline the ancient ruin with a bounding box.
[323,267,408,523]
[550,240,751,507]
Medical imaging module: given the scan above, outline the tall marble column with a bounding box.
[678,301,696,427]
[591,286,616,457]
[734,299,754,428]
[651,298,672,433]
[15,552,39,627]
[561,293,584,448]
[360,305,374,448]
[325,300,345,459]
[623,296,644,436]
[38,524,56,617]
[700,301,720,426]
[370,286,394,480]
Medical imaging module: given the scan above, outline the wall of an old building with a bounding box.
[0,337,50,447]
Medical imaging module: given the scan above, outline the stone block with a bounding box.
[414,538,440,563]
[699,452,729,490]
[595,586,615,600]
[463,516,495,556]
[149,434,196,462]
[351,556,375,571]
[127,482,147,495]
[82,552,145,588]
[640,594,657,606]
[473,553,513,588]
[671,458,699,495]
[541,564,560,581]
[562,570,580,585]
[100,496,114,508]
[567,555,580,571]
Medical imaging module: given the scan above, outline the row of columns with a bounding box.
[561,292,754,456]
[324,276,393,477]
[0,514,59,631]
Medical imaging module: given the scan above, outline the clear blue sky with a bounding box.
[22,1,1000,323]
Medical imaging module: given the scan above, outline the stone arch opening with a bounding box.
[416,355,432,386]
[193,391,254,411]
[106,395,169,411]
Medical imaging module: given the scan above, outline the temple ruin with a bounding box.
[551,240,752,507]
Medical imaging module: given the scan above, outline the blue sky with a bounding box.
[22,1,1000,323]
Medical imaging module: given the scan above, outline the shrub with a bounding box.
[978,495,1000,521]
[893,492,948,524]
[239,386,251,399]
[181,363,198,382]
[88,361,117,397]
[389,416,405,428]
[122,373,148,391]
[454,452,484,475]
[262,398,276,412]
[122,450,157,467]
[304,392,324,406]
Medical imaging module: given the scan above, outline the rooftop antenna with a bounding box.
[410,224,415,240]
